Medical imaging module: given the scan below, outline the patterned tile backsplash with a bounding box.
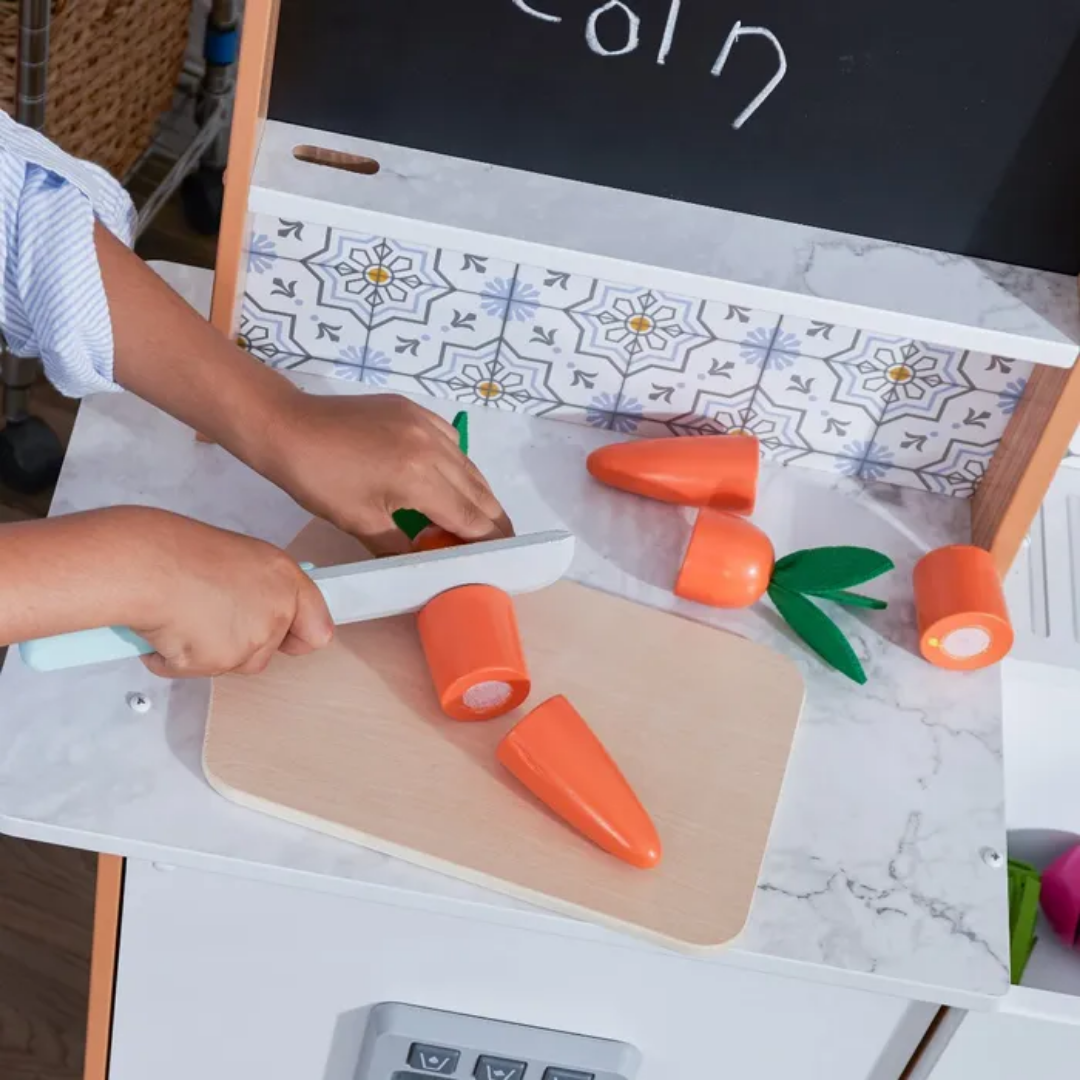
[240,214,1033,499]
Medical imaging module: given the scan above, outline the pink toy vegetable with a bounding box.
[1042,845,1080,948]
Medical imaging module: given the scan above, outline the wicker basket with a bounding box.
[0,0,192,179]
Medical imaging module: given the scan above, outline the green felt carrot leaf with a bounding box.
[814,589,888,611]
[771,546,894,595]
[453,410,470,456]
[392,508,430,541]
[767,582,868,685]
[393,411,470,540]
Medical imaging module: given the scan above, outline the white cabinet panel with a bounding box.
[996,668,1080,1030]
[928,667,1080,1080]
[929,1009,1080,1080]
[110,860,917,1080]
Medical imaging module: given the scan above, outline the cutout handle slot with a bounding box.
[293,145,380,175]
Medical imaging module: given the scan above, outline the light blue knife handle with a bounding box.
[18,562,318,673]
[20,626,154,671]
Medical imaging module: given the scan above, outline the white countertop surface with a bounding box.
[255,120,1079,368]
[0,264,1010,1008]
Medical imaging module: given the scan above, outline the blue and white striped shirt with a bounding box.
[0,112,135,397]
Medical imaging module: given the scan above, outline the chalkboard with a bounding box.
[269,1,1080,275]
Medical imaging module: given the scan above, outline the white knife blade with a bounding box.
[311,529,576,624]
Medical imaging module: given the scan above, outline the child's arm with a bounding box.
[94,225,511,555]
[0,115,507,675]
[0,112,510,556]
[0,506,331,677]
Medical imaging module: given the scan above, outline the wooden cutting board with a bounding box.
[203,520,805,952]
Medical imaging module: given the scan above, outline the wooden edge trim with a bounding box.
[898,1006,961,1080]
[899,1006,945,1079]
[197,0,281,443]
[208,0,282,338]
[972,358,1080,574]
[83,854,125,1080]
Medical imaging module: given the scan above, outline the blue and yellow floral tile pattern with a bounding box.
[241,215,1031,499]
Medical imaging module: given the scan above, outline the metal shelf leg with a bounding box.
[0,0,65,494]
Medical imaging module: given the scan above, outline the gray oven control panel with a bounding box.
[355,1002,640,1080]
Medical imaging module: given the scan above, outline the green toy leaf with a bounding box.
[1007,859,1041,984]
[767,583,867,684]
[393,411,470,540]
[815,589,888,611]
[453,409,470,457]
[772,546,895,594]
[391,508,430,541]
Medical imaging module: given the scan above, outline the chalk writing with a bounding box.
[509,2,786,128]
[656,0,682,64]
[711,21,787,128]
[586,0,641,56]
[511,0,562,22]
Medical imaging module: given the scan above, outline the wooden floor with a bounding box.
[0,380,91,1080]
[0,379,79,523]
[0,837,97,1079]
[0,195,217,1078]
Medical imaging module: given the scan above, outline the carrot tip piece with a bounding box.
[497,695,662,869]
[624,833,663,870]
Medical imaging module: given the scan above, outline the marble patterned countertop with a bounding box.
[0,265,1010,1008]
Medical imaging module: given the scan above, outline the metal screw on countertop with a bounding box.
[980,846,1004,868]
[126,691,152,714]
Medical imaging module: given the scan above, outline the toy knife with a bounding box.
[18,529,576,673]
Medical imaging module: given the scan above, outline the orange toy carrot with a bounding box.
[913,545,1013,670]
[675,509,894,684]
[416,585,531,720]
[587,434,759,514]
[497,695,662,870]
[412,525,465,552]
[676,508,775,607]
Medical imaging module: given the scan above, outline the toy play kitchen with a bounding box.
[4,2,1080,1078]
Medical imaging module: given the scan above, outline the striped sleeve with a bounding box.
[0,112,136,397]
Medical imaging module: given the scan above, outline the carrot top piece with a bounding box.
[676,509,894,684]
[675,510,774,607]
[393,411,469,541]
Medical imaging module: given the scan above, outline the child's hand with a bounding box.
[95,229,512,555]
[256,393,514,555]
[128,509,333,678]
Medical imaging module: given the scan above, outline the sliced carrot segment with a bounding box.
[587,434,759,513]
[913,545,1013,671]
[675,508,774,608]
[497,695,662,870]
[412,525,465,552]
[417,585,530,720]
